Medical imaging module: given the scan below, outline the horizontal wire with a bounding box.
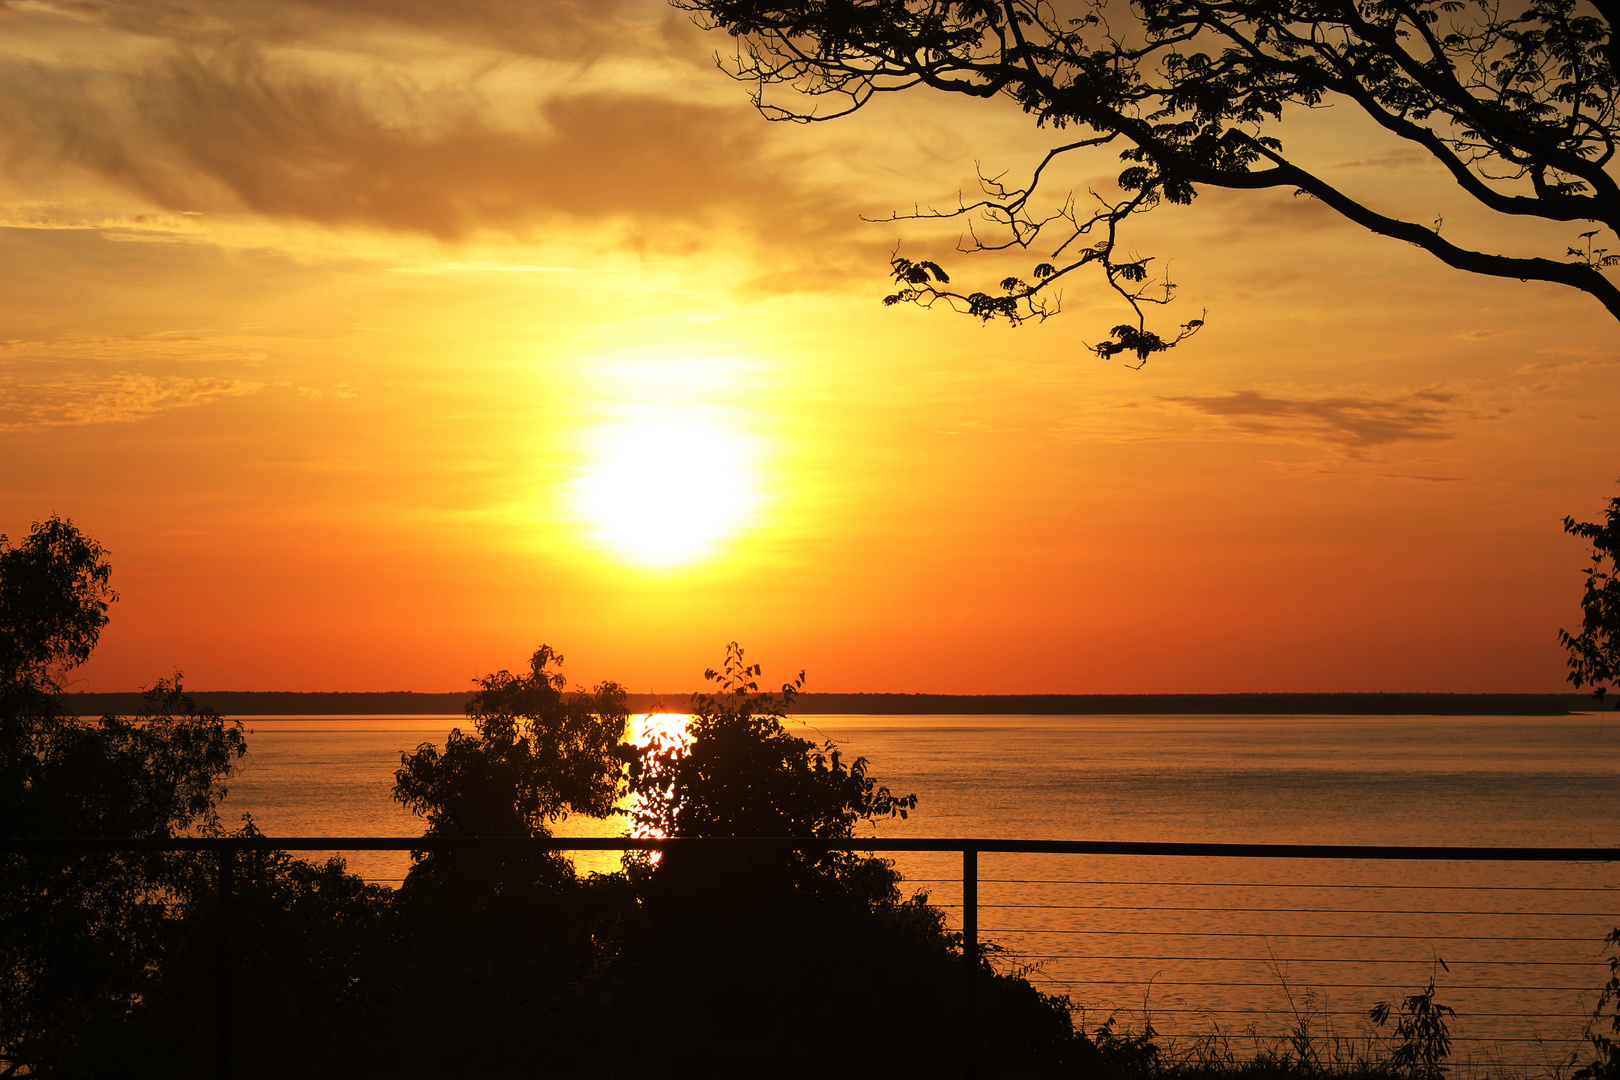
[972,879,1617,892]
[977,903,1608,916]
[983,930,1590,940]
[1124,1059,1573,1067]
[1127,1036,1581,1042]
[1004,956,1605,965]
[1116,1035,1576,1045]
[1050,1008,1587,1018]
[984,932,1594,939]
[1024,982,1593,991]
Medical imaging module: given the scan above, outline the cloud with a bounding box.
[1160,389,1459,451]
[0,24,853,248]
[1267,459,1469,482]
[1191,186,1346,238]
[283,0,659,60]
[0,371,263,429]
[0,333,271,365]
[0,0,658,60]
[1335,147,1431,170]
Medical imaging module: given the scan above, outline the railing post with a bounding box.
[217,847,234,1080]
[963,845,979,1080]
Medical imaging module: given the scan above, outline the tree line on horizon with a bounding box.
[59,689,1591,717]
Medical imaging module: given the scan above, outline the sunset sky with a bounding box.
[3,0,1616,695]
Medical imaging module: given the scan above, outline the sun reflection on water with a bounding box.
[552,713,693,872]
[627,711,693,757]
[623,711,691,849]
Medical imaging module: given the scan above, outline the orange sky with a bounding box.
[2,0,1616,695]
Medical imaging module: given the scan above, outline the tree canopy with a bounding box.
[677,0,1619,361]
[0,517,244,842]
[0,516,116,704]
[625,641,917,899]
[393,644,631,839]
[627,641,915,843]
[1560,491,1620,703]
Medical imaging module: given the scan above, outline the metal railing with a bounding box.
[6,837,1617,1080]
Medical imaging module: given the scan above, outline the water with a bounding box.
[220,713,1620,1072]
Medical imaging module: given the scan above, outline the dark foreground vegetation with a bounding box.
[5,516,1620,1079]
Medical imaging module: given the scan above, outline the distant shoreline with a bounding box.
[64,690,1590,716]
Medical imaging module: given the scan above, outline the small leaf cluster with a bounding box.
[1571,230,1620,270]
[1092,318,1205,365]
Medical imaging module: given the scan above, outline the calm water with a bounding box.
[221,713,1620,1071]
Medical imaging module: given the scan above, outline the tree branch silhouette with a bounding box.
[677,0,1620,362]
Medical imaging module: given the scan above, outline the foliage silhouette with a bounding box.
[626,641,915,885]
[395,644,631,837]
[1574,927,1620,1080]
[604,642,1092,1077]
[392,644,631,902]
[369,641,1096,1076]
[0,518,247,1077]
[0,515,116,700]
[675,0,1619,359]
[1560,488,1620,705]
[1369,975,1456,1080]
[129,830,394,1078]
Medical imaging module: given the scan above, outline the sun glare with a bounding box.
[573,413,761,567]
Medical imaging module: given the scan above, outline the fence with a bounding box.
[5,837,1617,1080]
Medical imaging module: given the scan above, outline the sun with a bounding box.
[573,413,761,567]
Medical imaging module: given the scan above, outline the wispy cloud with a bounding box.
[0,371,263,428]
[1159,389,1459,451]
[1,0,659,61]
[0,333,271,365]
[0,16,853,249]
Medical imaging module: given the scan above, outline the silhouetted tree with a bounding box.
[1560,489,1620,704]
[377,648,635,1075]
[393,644,631,888]
[614,644,1088,1077]
[676,0,1618,361]
[396,644,630,836]
[626,640,915,889]
[0,519,247,1076]
[0,515,115,718]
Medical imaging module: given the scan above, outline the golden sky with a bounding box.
[2,0,1616,694]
